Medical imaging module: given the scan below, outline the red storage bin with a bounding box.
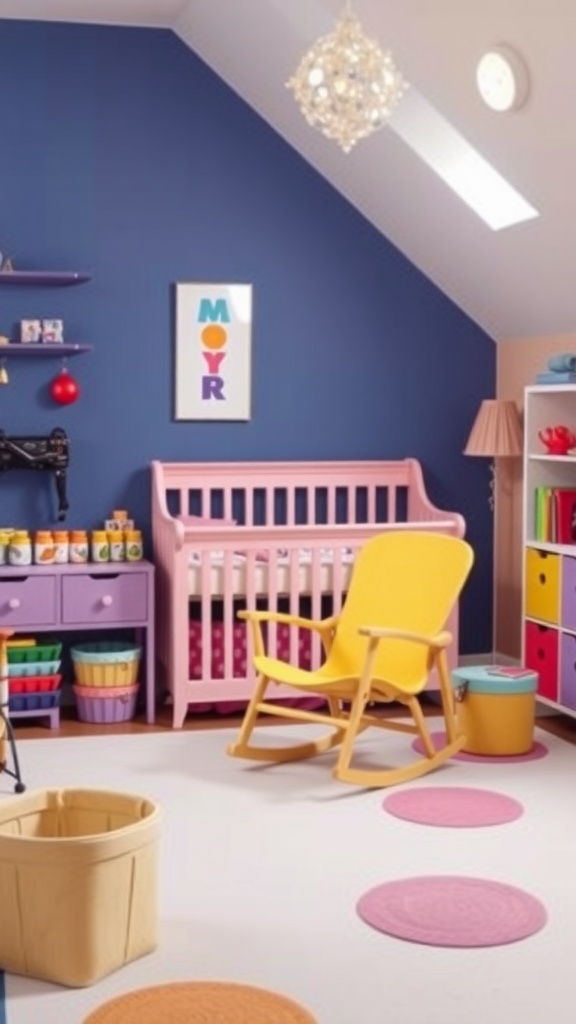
[8,674,61,694]
[524,621,559,701]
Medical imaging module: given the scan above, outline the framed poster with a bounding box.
[175,283,252,421]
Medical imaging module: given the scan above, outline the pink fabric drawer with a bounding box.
[0,575,57,626]
[524,620,558,701]
[61,572,148,625]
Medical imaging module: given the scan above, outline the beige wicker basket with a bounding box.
[0,787,160,987]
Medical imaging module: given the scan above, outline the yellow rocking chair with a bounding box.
[227,531,474,788]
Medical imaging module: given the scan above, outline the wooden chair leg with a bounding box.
[407,694,436,758]
[332,686,369,783]
[436,648,460,744]
[333,636,377,783]
[228,671,270,754]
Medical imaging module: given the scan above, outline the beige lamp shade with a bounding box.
[464,399,523,457]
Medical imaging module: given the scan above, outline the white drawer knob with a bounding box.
[8,598,20,610]
[101,595,113,607]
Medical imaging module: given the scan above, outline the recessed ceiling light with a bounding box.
[476,45,530,113]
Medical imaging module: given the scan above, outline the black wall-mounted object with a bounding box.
[0,427,70,521]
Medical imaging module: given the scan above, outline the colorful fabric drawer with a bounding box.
[560,632,576,710]
[524,620,559,701]
[524,548,560,624]
[561,556,576,629]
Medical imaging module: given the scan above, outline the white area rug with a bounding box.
[1,720,575,1024]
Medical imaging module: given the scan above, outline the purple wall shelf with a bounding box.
[0,271,90,286]
[0,343,92,357]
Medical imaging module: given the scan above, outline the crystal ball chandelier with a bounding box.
[286,3,408,154]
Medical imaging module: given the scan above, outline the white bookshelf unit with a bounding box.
[522,384,576,718]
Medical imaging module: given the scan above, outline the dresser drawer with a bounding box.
[61,572,148,625]
[0,575,57,626]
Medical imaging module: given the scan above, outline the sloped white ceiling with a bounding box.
[1,0,574,340]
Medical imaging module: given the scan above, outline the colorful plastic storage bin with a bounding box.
[71,642,141,688]
[74,684,139,724]
[8,660,61,678]
[7,641,62,663]
[9,674,61,693]
[0,788,160,987]
[9,691,61,713]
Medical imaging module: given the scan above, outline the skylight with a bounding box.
[391,89,539,231]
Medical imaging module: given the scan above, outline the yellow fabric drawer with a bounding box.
[525,548,560,623]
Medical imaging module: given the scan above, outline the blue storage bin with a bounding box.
[8,661,61,678]
[9,691,61,712]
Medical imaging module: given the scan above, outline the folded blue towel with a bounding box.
[547,354,576,373]
[536,371,576,384]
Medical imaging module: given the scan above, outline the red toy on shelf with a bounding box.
[538,424,576,455]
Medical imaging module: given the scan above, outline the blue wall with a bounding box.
[0,21,495,653]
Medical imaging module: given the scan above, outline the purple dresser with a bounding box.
[0,561,155,724]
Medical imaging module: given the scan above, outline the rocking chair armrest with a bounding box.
[238,610,339,634]
[358,626,453,650]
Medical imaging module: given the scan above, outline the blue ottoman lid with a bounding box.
[451,665,538,695]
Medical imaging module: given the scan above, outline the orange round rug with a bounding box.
[82,981,318,1023]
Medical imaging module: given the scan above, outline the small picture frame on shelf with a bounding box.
[41,318,64,343]
[20,319,42,343]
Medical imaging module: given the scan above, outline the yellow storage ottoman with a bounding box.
[451,665,538,756]
[0,788,160,987]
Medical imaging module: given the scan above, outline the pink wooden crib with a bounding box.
[151,459,466,728]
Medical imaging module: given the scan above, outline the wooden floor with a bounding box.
[8,697,576,746]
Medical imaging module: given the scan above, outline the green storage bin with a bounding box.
[7,642,63,664]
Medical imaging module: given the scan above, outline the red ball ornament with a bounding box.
[50,369,80,405]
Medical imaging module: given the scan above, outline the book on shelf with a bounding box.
[534,486,576,543]
[487,666,534,678]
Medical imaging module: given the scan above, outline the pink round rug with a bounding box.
[357,875,547,947]
[382,786,524,827]
[412,731,548,763]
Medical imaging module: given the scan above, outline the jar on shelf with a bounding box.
[69,530,89,564]
[8,531,32,566]
[91,530,109,563]
[0,530,10,565]
[125,529,143,561]
[108,530,125,562]
[53,530,69,563]
[34,530,55,565]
